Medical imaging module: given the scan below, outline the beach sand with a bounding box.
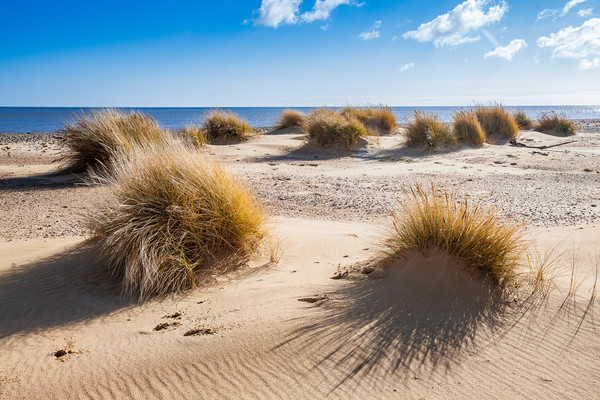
[1,123,599,399]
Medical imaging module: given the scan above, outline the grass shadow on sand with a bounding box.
[275,252,518,387]
[0,241,134,338]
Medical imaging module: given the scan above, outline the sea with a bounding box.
[1,106,599,133]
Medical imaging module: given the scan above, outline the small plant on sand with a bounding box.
[182,125,207,147]
[303,107,367,146]
[275,109,305,129]
[203,109,253,143]
[385,184,524,288]
[60,109,165,173]
[535,111,576,135]
[405,111,455,150]
[474,105,519,141]
[513,110,532,129]
[85,138,268,300]
[341,106,397,132]
[452,110,486,147]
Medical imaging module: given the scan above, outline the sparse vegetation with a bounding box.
[474,105,519,141]
[60,109,165,173]
[182,125,207,147]
[405,111,455,150]
[341,106,397,132]
[385,184,524,288]
[452,110,486,147]
[85,138,268,300]
[303,107,367,146]
[275,109,305,129]
[203,109,253,143]
[535,111,576,135]
[513,110,532,129]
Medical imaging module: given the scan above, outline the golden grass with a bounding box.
[85,138,268,300]
[535,111,576,135]
[275,109,305,129]
[182,125,207,147]
[405,111,455,150]
[385,184,524,288]
[474,105,519,141]
[341,106,397,132]
[60,109,165,173]
[303,107,367,146]
[513,110,532,129]
[452,110,486,147]
[203,109,253,143]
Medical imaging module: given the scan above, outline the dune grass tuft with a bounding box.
[474,105,519,141]
[303,107,367,146]
[341,106,397,132]
[275,109,305,129]
[513,110,532,129]
[60,109,165,173]
[182,125,207,147]
[535,111,576,135]
[203,109,253,143]
[85,138,268,300]
[405,111,455,150]
[385,184,524,288]
[452,110,486,147]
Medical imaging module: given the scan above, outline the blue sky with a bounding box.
[1,0,599,106]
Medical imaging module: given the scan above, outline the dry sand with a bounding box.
[1,124,599,399]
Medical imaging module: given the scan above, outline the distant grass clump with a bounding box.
[85,138,268,300]
[303,107,367,146]
[513,110,532,129]
[182,125,207,147]
[203,109,253,143]
[405,111,455,150]
[535,111,576,135]
[60,109,165,173]
[275,109,305,129]
[385,184,524,288]
[474,105,519,141]
[452,110,486,147]
[341,106,397,132]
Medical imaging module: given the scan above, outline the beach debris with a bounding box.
[298,294,329,303]
[184,328,218,336]
[509,138,575,150]
[163,312,183,319]
[331,270,348,280]
[153,322,180,331]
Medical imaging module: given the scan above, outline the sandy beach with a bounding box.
[1,123,600,399]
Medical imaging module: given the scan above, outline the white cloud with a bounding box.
[253,0,360,27]
[359,20,382,40]
[403,0,508,47]
[399,63,415,72]
[578,8,593,17]
[320,24,329,31]
[537,18,600,69]
[537,0,588,20]
[254,0,302,28]
[484,39,527,60]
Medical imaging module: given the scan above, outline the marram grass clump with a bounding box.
[303,107,367,146]
[513,110,532,129]
[474,105,519,141]
[385,184,524,288]
[85,139,268,300]
[341,106,397,132]
[275,109,305,129]
[405,111,455,150]
[203,109,253,143]
[182,125,207,147]
[452,110,486,147]
[60,109,165,173]
[535,111,576,136]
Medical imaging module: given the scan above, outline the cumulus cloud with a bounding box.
[253,0,357,27]
[402,0,508,47]
[537,18,600,69]
[359,20,382,40]
[537,0,588,21]
[399,63,415,72]
[484,39,527,60]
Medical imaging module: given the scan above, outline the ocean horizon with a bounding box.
[1,105,599,133]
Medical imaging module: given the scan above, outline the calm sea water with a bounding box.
[1,106,599,133]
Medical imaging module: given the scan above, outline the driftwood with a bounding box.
[508,138,576,150]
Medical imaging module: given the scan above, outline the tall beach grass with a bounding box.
[303,107,367,146]
[341,106,397,132]
[535,111,576,135]
[405,111,455,150]
[452,110,486,147]
[275,109,305,129]
[474,105,519,141]
[203,109,253,143]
